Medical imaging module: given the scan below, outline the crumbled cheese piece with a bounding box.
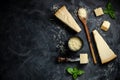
[94,7,104,16]
[101,21,111,31]
[68,37,82,51]
[80,53,89,64]
[78,8,87,18]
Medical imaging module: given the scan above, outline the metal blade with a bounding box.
[67,58,80,62]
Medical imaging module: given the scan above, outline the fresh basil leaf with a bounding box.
[66,67,85,80]
[109,12,116,19]
[66,67,74,74]
[77,70,85,75]
[73,73,78,80]
[107,2,112,10]
[104,2,116,19]
[73,67,78,72]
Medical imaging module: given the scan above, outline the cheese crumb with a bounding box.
[94,7,104,16]
[101,21,111,31]
[80,53,89,64]
[78,8,87,18]
[68,37,82,51]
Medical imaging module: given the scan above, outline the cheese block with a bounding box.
[55,6,81,33]
[101,21,111,31]
[93,30,117,64]
[80,53,89,64]
[94,7,104,16]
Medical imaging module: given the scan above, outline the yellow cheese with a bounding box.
[101,21,111,31]
[68,37,82,51]
[78,8,87,18]
[93,30,117,64]
[94,7,104,16]
[80,53,89,64]
[55,6,81,33]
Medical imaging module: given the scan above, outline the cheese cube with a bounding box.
[80,53,89,64]
[101,21,111,31]
[94,7,104,16]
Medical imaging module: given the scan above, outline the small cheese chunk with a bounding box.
[80,53,89,64]
[101,21,111,31]
[94,7,104,16]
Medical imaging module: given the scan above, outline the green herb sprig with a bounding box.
[66,67,85,80]
[104,2,116,19]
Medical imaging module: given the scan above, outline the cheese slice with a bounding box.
[55,6,81,33]
[93,30,117,64]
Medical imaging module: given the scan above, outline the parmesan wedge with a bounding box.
[93,30,117,64]
[55,6,81,33]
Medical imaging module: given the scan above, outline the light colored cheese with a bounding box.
[78,8,87,18]
[101,21,111,31]
[55,6,81,33]
[68,37,82,51]
[93,30,117,64]
[94,7,104,16]
[80,53,89,64]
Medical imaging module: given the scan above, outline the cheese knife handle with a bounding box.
[57,57,68,62]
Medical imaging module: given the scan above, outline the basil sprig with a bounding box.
[104,2,116,19]
[66,67,85,80]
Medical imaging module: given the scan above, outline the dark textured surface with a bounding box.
[0,0,120,80]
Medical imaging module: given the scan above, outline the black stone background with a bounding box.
[0,0,120,80]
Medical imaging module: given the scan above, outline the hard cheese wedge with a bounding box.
[55,6,81,33]
[93,30,117,64]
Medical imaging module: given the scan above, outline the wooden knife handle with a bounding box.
[57,57,68,62]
